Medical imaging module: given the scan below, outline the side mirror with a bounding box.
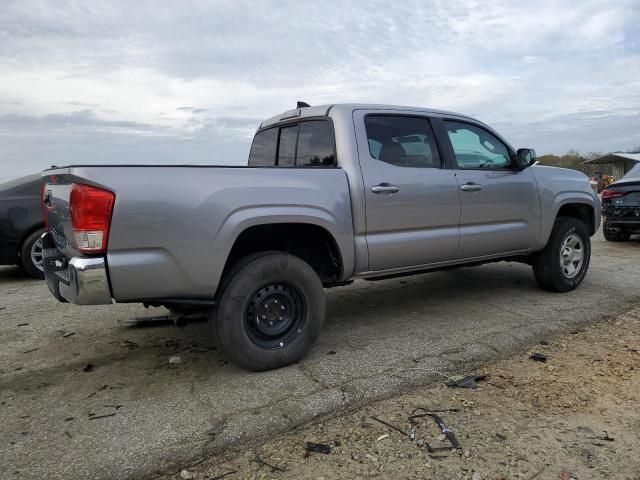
[515,148,536,170]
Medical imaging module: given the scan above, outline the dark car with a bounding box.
[602,163,640,242]
[0,174,46,278]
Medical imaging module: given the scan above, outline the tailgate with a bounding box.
[42,173,78,258]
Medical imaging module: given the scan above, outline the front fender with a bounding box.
[539,192,600,247]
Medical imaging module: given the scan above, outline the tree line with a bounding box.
[537,146,640,171]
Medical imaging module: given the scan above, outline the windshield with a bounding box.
[623,163,640,179]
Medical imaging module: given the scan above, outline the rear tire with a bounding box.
[532,217,590,292]
[20,228,46,279]
[212,252,326,371]
[603,219,630,242]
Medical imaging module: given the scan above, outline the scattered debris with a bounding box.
[253,453,285,472]
[408,408,461,451]
[376,433,390,442]
[529,352,547,363]
[179,469,195,479]
[447,374,487,389]
[83,363,95,372]
[305,442,331,455]
[120,340,139,349]
[17,322,29,327]
[327,350,337,355]
[370,416,410,438]
[88,413,116,420]
[103,404,123,410]
[23,348,39,354]
[209,471,237,480]
[64,417,74,422]
[599,431,615,442]
[86,384,108,398]
[62,332,76,338]
[560,471,576,480]
[169,355,182,364]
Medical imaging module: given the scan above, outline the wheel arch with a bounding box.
[218,218,351,294]
[541,196,597,246]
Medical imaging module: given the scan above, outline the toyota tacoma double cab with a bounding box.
[41,103,600,371]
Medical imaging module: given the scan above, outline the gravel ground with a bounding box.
[169,306,640,480]
[1,231,640,479]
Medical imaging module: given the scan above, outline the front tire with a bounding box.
[20,228,46,279]
[532,217,590,292]
[212,252,326,371]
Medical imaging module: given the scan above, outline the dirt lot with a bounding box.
[169,307,640,480]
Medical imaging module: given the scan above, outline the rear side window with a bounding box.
[248,120,336,167]
[297,121,335,166]
[364,115,441,168]
[248,128,277,166]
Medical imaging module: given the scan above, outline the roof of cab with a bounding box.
[259,103,476,130]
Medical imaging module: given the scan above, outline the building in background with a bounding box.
[582,153,640,180]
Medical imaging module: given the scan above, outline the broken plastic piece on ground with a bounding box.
[83,363,94,372]
[600,431,615,442]
[409,408,462,451]
[305,442,331,455]
[530,352,547,362]
[447,374,487,389]
[169,355,181,364]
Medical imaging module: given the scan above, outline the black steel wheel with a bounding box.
[211,252,325,371]
[245,282,306,349]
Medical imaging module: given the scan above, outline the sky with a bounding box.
[1,0,639,183]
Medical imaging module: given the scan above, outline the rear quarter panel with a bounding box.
[65,166,354,301]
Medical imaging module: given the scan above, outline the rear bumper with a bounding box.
[42,232,112,305]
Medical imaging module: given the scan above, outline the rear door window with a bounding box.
[296,121,335,166]
[248,128,278,166]
[364,115,441,168]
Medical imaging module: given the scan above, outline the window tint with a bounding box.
[297,121,335,166]
[445,121,511,169]
[248,128,277,166]
[248,120,336,167]
[277,125,297,166]
[364,115,440,168]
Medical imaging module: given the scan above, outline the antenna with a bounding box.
[296,101,311,108]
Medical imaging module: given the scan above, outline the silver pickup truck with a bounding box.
[41,103,600,370]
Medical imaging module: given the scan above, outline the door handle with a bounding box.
[371,183,400,194]
[460,182,483,192]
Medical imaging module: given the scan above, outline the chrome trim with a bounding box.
[58,257,113,305]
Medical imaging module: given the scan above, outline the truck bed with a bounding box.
[42,165,354,301]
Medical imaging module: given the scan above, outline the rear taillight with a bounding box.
[602,189,625,199]
[69,183,115,254]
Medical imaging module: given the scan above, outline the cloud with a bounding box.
[0,0,639,182]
